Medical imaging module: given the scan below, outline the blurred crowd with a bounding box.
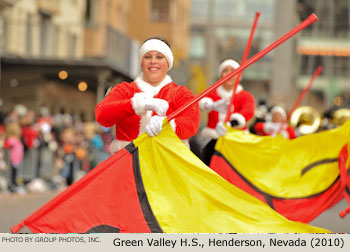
[0,102,343,196]
[0,104,113,195]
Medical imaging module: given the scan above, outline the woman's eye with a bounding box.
[156,55,164,59]
[144,55,152,59]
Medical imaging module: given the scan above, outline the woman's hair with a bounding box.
[219,58,241,65]
[144,36,171,48]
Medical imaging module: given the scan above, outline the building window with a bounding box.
[1,11,9,52]
[52,25,59,57]
[25,14,32,56]
[68,33,77,58]
[300,55,324,75]
[85,0,98,26]
[150,0,170,22]
[189,35,206,59]
[191,0,208,22]
[40,12,52,57]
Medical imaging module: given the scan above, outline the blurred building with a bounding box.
[296,0,350,109]
[189,0,350,112]
[189,0,277,104]
[128,0,191,84]
[1,0,87,115]
[82,0,138,104]
[0,0,138,121]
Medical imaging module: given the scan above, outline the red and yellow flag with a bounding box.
[210,121,350,222]
[12,121,330,233]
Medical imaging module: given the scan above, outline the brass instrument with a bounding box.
[333,108,350,126]
[290,106,321,135]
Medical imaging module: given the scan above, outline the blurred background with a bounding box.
[0,0,350,232]
[1,0,349,117]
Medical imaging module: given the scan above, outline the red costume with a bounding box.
[199,85,255,144]
[95,75,200,152]
[254,122,297,139]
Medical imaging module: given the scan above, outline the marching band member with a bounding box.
[254,105,297,139]
[95,36,200,153]
[199,59,255,165]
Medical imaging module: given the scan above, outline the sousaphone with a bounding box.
[290,106,321,135]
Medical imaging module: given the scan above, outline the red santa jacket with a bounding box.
[95,75,200,151]
[199,85,255,130]
[254,122,297,139]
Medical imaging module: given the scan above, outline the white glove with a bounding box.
[145,116,165,137]
[216,122,229,136]
[264,122,281,133]
[211,99,230,113]
[144,98,169,116]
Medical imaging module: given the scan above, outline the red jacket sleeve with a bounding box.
[172,86,200,139]
[95,82,137,127]
[235,91,255,121]
[254,122,267,136]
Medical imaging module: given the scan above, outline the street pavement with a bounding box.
[0,191,349,233]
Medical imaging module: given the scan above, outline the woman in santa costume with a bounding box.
[95,37,200,153]
[254,105,297,139]
[199,59,255,165]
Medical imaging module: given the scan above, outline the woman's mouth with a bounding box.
[149,67,160,72]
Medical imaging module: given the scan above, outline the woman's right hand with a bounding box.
[212,99,230,113]
[144,98,169,116]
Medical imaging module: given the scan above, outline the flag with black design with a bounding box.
[210,121,350,223]
[12,121,331,233]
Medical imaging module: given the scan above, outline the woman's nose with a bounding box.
[150,56,156,63]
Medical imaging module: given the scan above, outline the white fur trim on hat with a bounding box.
[271,106,287,121]
[218,59,240,77]
[139,39,174,70]
[229,113,246,129]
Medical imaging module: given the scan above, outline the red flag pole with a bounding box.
[224,11,260,123]
[284,65,323,124]
[167,13,318,122]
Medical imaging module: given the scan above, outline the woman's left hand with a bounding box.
[145,116,165,136]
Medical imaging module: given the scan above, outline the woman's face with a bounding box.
[141,51,169,86]
[272,111,284,123]
[221,66,238,91]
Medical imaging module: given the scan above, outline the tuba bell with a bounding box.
[333,108,350,126]
[290,106,321,135]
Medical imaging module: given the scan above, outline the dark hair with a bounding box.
[218,58,241,65]
[144,36,171,48]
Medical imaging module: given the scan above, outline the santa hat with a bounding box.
[139,39,173,70]
[218,59,240,77]
[267,106,287,121]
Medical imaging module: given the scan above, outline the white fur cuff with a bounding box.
[131,92,148,115]
[199,97,214,111]
[230,113,246,129]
